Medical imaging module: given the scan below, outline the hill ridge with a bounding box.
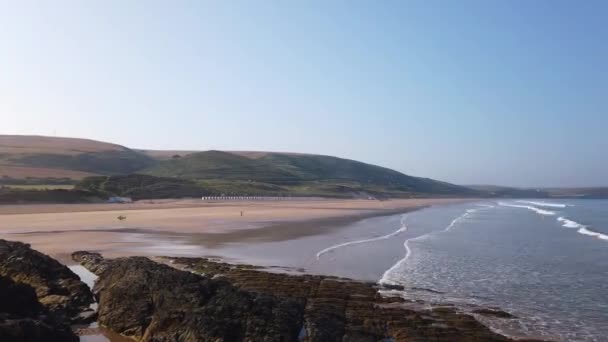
[0,134,475,197]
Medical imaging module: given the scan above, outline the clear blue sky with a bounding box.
[1,1,606,187]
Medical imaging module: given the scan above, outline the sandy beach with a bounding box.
[0,198,471,261]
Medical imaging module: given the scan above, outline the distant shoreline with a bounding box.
[184,205,429,248]
[0,198,473,260]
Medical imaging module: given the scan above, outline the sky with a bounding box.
[0,1,606,187]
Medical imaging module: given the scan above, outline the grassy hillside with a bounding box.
[137,149,197,160]
[0,187,102,204]
[142,150,476,196]
[0,135,156,180]
[75,174,209,200]
[466,185,549,198]
[255,153,469,193]
[142,151,301,183]
[2,135,479,199]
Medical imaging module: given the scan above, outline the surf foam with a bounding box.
[316,214,408,260]
[556,217,607,241]
[498,202,556,216]
[516,200,569,208]
[577,227,608,241]
[557,217,584,229]
[379,206,489,285]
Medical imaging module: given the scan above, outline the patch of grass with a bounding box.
[4,184,74,190]
[0,187,102,204]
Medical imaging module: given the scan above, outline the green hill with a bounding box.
[141,151,300,183]
[0,135,155,180]
[1,135,478,199]
[141,150,475,196]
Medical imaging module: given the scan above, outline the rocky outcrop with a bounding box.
[0,275,78,341]
[74,254,305,341]
[0,240,94,320]
[171,258,517,342]
[73,252,539,342]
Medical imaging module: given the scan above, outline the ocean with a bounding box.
[195,199,608,341]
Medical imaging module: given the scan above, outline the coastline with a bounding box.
[1,199,563,341]
[70,250,541,342]
[0,198,473,259]
[185,205,427,247]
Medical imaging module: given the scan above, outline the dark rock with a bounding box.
[71,251,108,275]
[0,240,94,319]
[0,274,43,316]
[381,283,405,291]
[473,308,516,319]
[73,253,546,342]
[73,254,304,341]
[0,275,78,342]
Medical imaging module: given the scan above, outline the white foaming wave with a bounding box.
[557,217,584,229]
[447,210,475,231]
[498,202,556,216]
[476,203,496,208]
[504,203,607,242]
[379,206,488,285]
[577,227,608,241]
[556,217,608,242]
[316,215,408,260]
[516,200,569,208]
[378,237,416,286]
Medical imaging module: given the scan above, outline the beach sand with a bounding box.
[0,198,471,261]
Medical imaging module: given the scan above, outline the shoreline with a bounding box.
[185,205,428,247]
[70,250,541,342]
[1,198,560,341]
[0,198,474,260]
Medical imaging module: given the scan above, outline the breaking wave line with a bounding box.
[316,215,408,260]
[516,200,569,208]
[498,202,556,216]
[379,207,486,285]
[557,217,584,229]
[577,227,608,241]
[557,217,608,241]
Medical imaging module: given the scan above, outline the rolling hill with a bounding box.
[0,135,155,179]
[1,135,605,202]
[141,150,473,195]
[1,135,477,199]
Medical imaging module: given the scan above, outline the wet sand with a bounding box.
[0,198,472,260]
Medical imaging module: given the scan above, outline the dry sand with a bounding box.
[0,198,472,260]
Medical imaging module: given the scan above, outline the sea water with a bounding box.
[207,200,608,341]
[331,199,608,341]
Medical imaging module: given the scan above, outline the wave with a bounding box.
[498,202,556,216]
[503,203,606,242]
[557,217,608,241]
[577,227,608,241]
[516,200,569,208]
[378,236,416,286]
[476,203,496,208]
[316,215,408,260]
[379,207,484,285]
[557,217,584,229]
